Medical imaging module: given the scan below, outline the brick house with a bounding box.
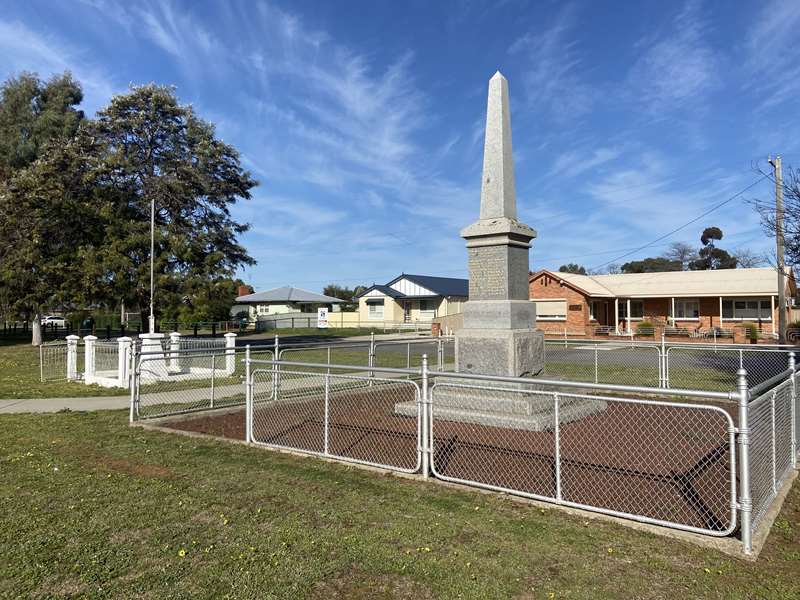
[529,267,797,340]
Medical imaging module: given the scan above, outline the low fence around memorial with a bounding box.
[542,339,794,393]
[128,345,799,555]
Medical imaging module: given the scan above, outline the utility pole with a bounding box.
[769,156,786,344]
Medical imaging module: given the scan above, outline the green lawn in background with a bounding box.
[0,330,388,400]
[1,410,798,599]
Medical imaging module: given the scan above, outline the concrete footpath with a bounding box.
[0,395,131,414]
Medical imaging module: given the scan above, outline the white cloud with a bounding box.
[0,20,117,114]
[626,1,718,113]
[743,0,800,111]
[509,4,594,119]
[548,146,622,179]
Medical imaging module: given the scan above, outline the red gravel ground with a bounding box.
[165,383,737,533]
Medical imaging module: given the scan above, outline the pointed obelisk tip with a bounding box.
[491,70,506,81]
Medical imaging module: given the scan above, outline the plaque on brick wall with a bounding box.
[569,304,582,311]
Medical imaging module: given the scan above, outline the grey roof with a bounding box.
[391,274,469,297]
[235,286,344,304]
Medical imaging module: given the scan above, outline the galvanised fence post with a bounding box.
[737,368,753,555]
[554,392,562,500]
[273,334,280,401]
[245,345,252,443]
[789,352,797,469]
[421,354,430,479]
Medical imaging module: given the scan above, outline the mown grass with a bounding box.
[1,410,799,599]
[0,330,385,401]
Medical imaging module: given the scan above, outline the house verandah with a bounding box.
[529,268,796,342]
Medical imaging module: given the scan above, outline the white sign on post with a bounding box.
[317,307,329,328]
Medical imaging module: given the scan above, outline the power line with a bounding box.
[590,175,770,271]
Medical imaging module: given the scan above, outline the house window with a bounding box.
[367,299,384,320]
[257,305,270,315]
[619,300,644,320]
[674,299,699,320]
[419,299,435,312]
[590,301,604,321]
[722,298,772,320]
[533,299,567,321]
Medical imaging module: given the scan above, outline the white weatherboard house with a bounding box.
[231,286,344,321]
[356,274,468,323]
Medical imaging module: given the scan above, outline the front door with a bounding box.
[403,301,411,322]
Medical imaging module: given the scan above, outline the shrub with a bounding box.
[636,320,655,335]
[742,322,759,341]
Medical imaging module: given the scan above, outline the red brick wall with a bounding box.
[529,273,590,334]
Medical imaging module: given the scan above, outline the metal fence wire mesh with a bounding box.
[429,380,736,535]
[135,351,250,419]
[94,341,119,376]
[667,347,790,392]
[39,341,69,382]
[250,368,420,472]
[749,378,795,531]
[541,343,661,387]
[279,343,372,373]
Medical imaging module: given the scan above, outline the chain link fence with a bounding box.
[428,378,736,536]
[249,368,421,472]
[748,377,796,531]
[124,340,800,555]
[542,340,793,393]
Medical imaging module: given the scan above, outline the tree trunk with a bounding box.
[32,313,42,346]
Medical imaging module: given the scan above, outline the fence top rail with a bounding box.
[748,368,794,398]
[427,369,737,401]
[245,357,737,401]
[246,358,421,377]
[545,338,799,350]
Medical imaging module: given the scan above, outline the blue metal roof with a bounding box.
[390,274,469,297]
[356,274,469,299]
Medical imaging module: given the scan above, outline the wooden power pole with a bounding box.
[770,156,786,344]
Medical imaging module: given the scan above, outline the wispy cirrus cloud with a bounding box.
[625,0,718,114]
[508,4,594,119]
[743,0,800,112]
[0,19,117,114]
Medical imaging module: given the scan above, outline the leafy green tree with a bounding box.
[0,72,85,344]
[78,84,258,328]
[689,226,737,270]
[323,284,360,301]
[621,257,682,273]
[558,263,587,275]
[0,136,103,344]
[0,72,84,181]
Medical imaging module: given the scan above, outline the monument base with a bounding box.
[395,378,607,432]
[456,328,545,377]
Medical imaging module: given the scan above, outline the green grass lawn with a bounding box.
[0,330,391,401]
[1,410,798,599]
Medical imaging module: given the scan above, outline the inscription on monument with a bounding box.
[468,246,508,300]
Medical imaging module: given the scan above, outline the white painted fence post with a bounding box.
[224,332,237,375]
[66,335,80,380]
[84,335,97,385]
[117,337,132,388]
[169,331,182,374]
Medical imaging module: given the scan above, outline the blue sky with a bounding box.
[3,0,800,293]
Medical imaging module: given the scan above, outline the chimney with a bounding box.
[237,285,253,297]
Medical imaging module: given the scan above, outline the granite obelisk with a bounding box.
[456,71,544,377]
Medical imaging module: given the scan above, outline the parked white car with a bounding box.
[40,315,67,326]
